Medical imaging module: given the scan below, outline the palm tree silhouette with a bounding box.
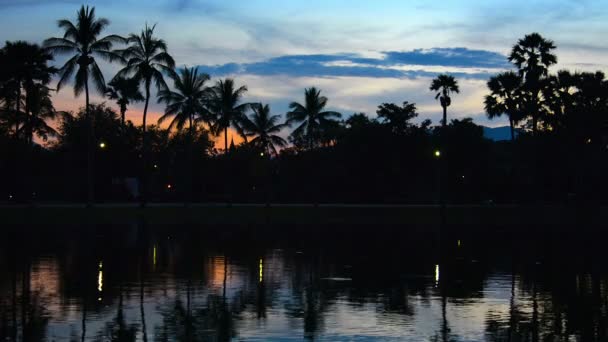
[485,71,524,141]
[286,87,341,150]
[106,76,144,126]
[115,24,175,204]
[430,74,459,129]
[208,78,251,154]
[242,103,287,156]
[1,41,56,140]
[509,33,557,134]
[158,66,211,203]
[44,5,124,205]
[22,84,63,144]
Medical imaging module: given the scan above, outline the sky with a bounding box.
[1,0,608,143]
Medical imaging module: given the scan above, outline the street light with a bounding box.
[99,142,106,149]
[260,152,265,157]
[434,150,441,158]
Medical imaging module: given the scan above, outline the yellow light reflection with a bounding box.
[435,264,440,285]
[98,261,103,293]
[259,258,263,283]
[153,245,157,268]
[457,239,461,247]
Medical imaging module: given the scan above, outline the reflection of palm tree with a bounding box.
[44,5,124,205]
[93,288,137,341]
[208,78,251,154]
[105,76,144,127]
[485,71,524,141]
[115,24,175,204]
[242,103,288,156]
[286,87,341,150]
[430,74,459,129]
[509,33,557,134]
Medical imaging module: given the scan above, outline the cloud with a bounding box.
[195,48,510,80]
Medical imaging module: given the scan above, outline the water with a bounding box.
[1,225,607,341]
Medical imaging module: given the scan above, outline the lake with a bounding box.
[0,224,607,341]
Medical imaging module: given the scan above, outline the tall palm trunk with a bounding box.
[224,126,228,154]
[188,114,194,205]
[120,104,126,127]
[15,82,21,139]
[509,117,515,141]
[442,105,447,129]
[141,83,151,206]
[85,72,94,207]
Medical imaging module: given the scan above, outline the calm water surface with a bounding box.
[0,225,607,341]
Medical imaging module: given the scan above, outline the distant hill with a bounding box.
[482,126,515,141]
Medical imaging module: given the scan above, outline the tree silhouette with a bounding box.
[44,5,124,205]
[430,74,459,129]
[158,66,211,203]
[509,32,557,134]
[1,41,56,140]
[286,87,341,150]
[22,84,62,144]
[115,24,175,204]
[106,76,144,126]
[242,103,287,156]
[208,78,251,154]
[376,101,419,135]
[485,71,524,141]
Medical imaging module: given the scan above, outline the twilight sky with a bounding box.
[1,0,607,141]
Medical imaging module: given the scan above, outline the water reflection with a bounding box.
[1,226,608,341]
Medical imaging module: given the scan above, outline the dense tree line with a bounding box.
[0,6,606,204]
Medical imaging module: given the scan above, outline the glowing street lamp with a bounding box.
[99,142,106,149]
[434,150,441,158]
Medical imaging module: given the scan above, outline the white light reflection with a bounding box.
[435,264,440,286]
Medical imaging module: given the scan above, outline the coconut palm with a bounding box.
[430,74,459,129]
[105,76,144,126]
[44,5,124,205]
[509,33,557,134]
[158,67,210,134]
[114,24,175,203]
[286,87,341,150]
[242,103,287,156]
[208,78,251,153]
[485,71,524,141]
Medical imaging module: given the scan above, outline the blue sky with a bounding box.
[1,0,607,134]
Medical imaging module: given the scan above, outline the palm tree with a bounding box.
[286,87,341,150]
[115,24,175,203]
[509,33,557,134]
[1,41,56,139]
[208,78,251,154]
[158,66,210,203]
[430,74,459,129]
[485,71,524,141]
[22,84,62,144]
[105,76,144,126]
[242,103,287,156]
[158,67,210,134]
[44,5,124,205]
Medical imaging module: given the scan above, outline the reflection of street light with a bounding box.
[259,258,263,283]
[435,264,440,286]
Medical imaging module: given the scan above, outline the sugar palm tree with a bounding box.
[509,33,557,134]
[286,87,341,150]
[242,103,287,156]
[208,78,251,153]
[485,71,524,141]
[115,24,175,203]
[44,5,124,205]
[105,76,144,126]
[430,74,459,129]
